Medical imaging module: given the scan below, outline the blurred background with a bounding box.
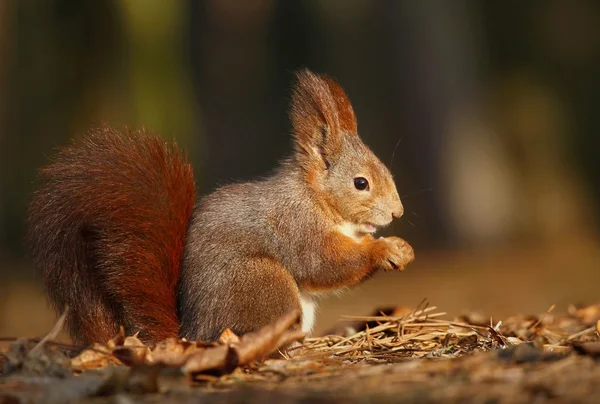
[1,0,599,340]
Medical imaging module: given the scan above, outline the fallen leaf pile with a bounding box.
[1,302,600,403]
[70,309,305,377]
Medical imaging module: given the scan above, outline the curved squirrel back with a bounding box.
[28,126,196,344]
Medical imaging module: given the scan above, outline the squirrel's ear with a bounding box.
[290,69,357,168]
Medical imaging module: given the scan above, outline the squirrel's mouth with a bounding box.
[359,219,394,235]
[360,223,378,234]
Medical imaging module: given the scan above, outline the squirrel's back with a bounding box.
[28,126,196,344]
[178,163,330,340]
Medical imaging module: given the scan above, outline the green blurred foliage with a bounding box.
[1,0,600,266]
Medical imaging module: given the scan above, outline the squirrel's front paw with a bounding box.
[374,237,415,272]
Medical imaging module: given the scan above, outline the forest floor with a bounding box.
[2,238,600,402]
[1,302,599,404]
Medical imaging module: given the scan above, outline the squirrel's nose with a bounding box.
[391,202,404,220]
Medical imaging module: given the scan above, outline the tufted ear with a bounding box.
[289,69,357,170]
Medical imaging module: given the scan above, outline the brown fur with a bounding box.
[300,234,414,292]
[179,70,413,340]
[28,126,196,344]
[29,69,413,344]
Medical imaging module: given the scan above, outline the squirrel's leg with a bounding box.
[299,231,414,292]
[227,257,302,335]
[184,256,302,341]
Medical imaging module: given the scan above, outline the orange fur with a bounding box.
[28,126,196,344]
[323,76,357,134]
[300,233,414,292]
[29,69,413,344]
[290,69,357,170]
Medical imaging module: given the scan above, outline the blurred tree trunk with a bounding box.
[0,0,13,259]
[188,0,282,192]
[381,1,482,247]
[3,0,122,260]
[477,0,599,241]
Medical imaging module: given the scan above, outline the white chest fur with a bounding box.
[299,292,317,333]
[336,221,361,241]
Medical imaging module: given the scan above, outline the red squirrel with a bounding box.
[28,69,415,345]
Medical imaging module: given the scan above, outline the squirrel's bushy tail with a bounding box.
[28,126,196,344]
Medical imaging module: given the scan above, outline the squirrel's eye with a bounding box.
[354,177,369,191]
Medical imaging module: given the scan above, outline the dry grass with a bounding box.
[197,301,600,403]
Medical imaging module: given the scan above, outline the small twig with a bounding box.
[567,326,596,341]
[339,309,444,322]
[29,306,69,355]
[430,319,491,331]
[528,304,556,332]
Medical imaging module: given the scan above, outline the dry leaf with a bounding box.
[148,339,212,366]
[71,344,118,371]
[234,310,304,365]
[573,342,600,358]
[218,328,241,345]
[183,310,304,375]
[2,338,71,377]
[183,345,236,375]
[107,327,126,349]
[569,304,600,326]
[506,337,523,345]
[121,335,150,364]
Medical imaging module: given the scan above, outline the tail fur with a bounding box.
[28,126,196,344]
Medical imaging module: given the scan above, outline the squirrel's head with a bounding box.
[290,69,403,235]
